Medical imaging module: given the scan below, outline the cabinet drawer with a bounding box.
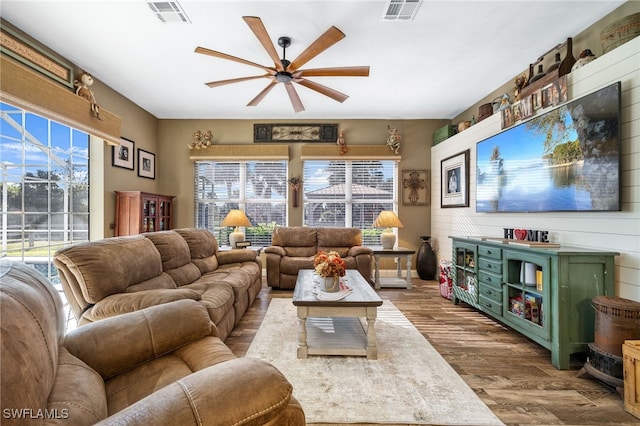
[479,246,501,260]
[478,257,501,274]
[479,295,502,317]
[478,270,501,288]
[479,282,502,303]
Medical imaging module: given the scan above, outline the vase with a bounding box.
[322,276,340,293]
[416,236,437,280]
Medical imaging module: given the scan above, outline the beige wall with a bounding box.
[155,118,449,263]
[91,80,159,237]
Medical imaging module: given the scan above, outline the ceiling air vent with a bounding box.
[381,0,423,21]
[147,1,191,24]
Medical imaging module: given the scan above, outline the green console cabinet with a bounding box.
[451,236,618,369]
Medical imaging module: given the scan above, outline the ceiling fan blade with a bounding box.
[205,74,271,88]
[294,66,370,77]
[247,81,278,107]
[294,78,349,103]
[242,16,285,72]
[284,82,305,113]
[195,46,276,74]
[287,26,345,71]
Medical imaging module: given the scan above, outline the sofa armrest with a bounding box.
[63,299,214,379]
[348,245,373,257]
[95,358,303,426]
[216,249,259,265]
[264,245,286,256]
[85,288,202,320]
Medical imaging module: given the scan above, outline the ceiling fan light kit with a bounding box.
[195,16,370,113]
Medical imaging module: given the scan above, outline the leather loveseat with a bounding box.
[0,260,305,425]
[54,228,261,340]
[264,226,373,289]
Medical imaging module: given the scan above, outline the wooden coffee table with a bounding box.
[292,269,383,359]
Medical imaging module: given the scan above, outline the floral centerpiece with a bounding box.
[313,250,346,292]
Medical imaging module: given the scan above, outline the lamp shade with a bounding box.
[221,210,251,248]
[373,211,404,229]
[221,209,251,227]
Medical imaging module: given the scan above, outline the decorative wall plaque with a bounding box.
[254,123,338,143]
[0,25,74,88]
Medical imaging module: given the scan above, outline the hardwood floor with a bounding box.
[225,278,640,426]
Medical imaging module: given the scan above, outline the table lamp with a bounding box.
[373,210,403,249]
[221,209,251,248]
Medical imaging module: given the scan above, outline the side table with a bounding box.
[370,247,415,289]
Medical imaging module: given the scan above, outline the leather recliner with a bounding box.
[0,260,305,425]
[264,226,373,289]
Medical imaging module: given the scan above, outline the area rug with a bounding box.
[245,298,504,425]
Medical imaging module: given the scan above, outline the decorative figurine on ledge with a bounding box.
[386,125,401,154]
[74,71,101,119]
[188,130,214,149]
[336,131,348,155]
[514,74,528,101]
[572,49,596,71]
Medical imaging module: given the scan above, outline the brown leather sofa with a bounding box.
[0,260,305,425]
[54,228,261,341]
[264,226,373,289]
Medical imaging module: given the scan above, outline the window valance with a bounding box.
[189,144,289,161]
[0,55,122,146]
[300,145,400,160]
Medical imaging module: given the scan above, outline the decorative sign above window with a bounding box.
[0,24,74,88]
[254,123,338,143]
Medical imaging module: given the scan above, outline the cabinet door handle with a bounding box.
[487,264,492,269]
[486,277,492,282]
[487,250,492,255]
[485,302,492,308]
[486,289,492,295]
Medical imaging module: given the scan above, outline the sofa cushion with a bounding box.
[48,347,108,424]
[144,231,202,286]
[104,336,236,415]
[0,261,64,415]
[272,226,318,257]
[280,257,315,275]
[317,227,363,257]
[182,282,235,326]
[54,236,167,303]
[174,228,220,274]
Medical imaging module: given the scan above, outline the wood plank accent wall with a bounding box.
[0,55,121,145]
[430,38,640,300]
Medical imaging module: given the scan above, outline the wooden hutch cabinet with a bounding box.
[450,236,617,369]
[115,191,175,236]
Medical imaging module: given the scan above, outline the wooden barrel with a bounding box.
[600,12,640,54]
[593,295,640,356]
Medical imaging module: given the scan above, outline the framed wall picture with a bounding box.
[112,137,134,170]
[137,149,155,179]
[441,150,469,208]
[402,170,429,206]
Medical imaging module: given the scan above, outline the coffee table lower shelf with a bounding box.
[296,306,378,360]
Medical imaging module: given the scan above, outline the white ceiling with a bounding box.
[0,1,625,120]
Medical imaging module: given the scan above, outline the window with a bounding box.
[194,161,287,246]
[1,101,90,284]
[303,160,398,245]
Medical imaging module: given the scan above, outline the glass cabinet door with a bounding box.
[452,242,478,306]
[504,251,550,340]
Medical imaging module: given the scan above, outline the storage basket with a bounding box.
[438,259,453,300]
[593,296,640,357]
[601,12,640,54]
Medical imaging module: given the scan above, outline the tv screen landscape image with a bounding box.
[476,81,621,213]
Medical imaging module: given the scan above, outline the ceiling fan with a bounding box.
[195,16,370,113]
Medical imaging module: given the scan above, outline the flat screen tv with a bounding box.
[476,81,621,213]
